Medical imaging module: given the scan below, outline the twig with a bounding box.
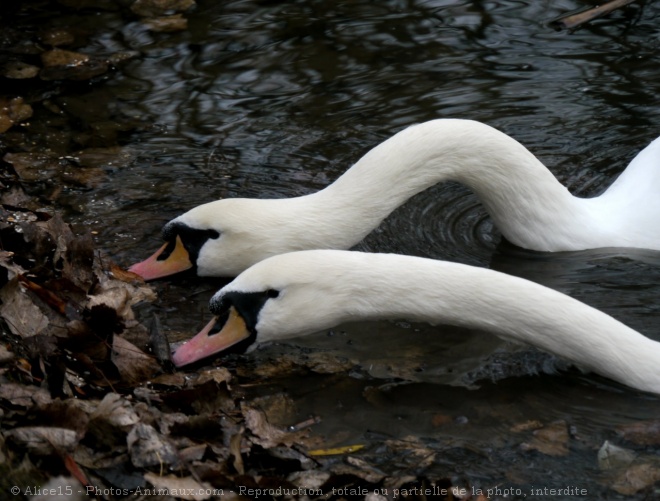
[550,0,638,30]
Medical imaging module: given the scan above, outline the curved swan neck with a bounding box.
[308,119,596,251]
[260,251,660,394]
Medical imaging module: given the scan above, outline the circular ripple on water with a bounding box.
[354,165,625,267]
[356,182,499,267]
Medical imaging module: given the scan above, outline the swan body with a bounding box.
[130,119,660,279]
[172,250,660,395]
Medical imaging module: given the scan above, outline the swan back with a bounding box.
[591,135,660,248]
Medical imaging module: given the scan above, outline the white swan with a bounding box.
[171,250,660,395]
[130,119,660,279]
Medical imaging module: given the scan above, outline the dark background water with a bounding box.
[5,0,660,497]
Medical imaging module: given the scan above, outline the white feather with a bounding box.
[173,119,659,276]
[213,250,660,395]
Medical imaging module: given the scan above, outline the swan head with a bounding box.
[171,250,372,366]
[128,199,292,279]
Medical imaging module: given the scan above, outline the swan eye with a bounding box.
[210,289,280,335]
[208,309,229,336]
[157,238,178,261]
[161,222,222,266]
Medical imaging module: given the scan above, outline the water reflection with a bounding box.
[90,0,660,260]
[88,0,660,384]
[53,0,660,495]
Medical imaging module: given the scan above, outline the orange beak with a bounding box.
[128,236,193,280]
[171,307,251,367]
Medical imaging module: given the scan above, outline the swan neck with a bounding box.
[311,120,591,251]
[332,254,660,394]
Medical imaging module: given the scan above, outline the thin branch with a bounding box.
[550,0,639,30]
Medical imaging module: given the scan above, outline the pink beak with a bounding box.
[172,307,251,367]
[128,236,193,280]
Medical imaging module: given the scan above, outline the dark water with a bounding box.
[45,0,660,497]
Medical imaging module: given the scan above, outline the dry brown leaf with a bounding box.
[41,48,89,67]
[92,275,157,312]
[39,400,91,440]
[58,237,95,291]
[91,393,140,428]
[0,188,41,210]
[304,351,358,374]
[510,419,543,433]
[149,372,188,388]
[63,454,91,488]
[610,462,660,495]
[72,146,132,169]
[308,444,365,457]
[108,264,144,283]
[25,213,95,291]
[383,437,437,470]
[247,355,300,378]
[520,420,569,457]
[146,313,172,365]
[178,443,207,463]
[230,431,244,475]
[0,344,14,364]
[597,440,636,470]
[0,382,52,407]
[143,14,188,32]
[381,475,419,494]
[62,166,107,188]
[345,456,386,483]
[72,443,129,469]
[431,414,452,427]
[0,250,26,281]
[0,97,33,133]
[18,275,71,317]
[195,367,233,386]
[247,393,296,428]
[131,0,195,17]
[87,286,134,320]
[39,27,75,46]
[242,406,308,449]
[127,423,179,468]
[4,152,62,182]
[4,426,78,455]
[365,493,388,501]
[616,419,660,446]
[111,335,161,385]
[153,410,189,437]
[160,380,235,415]
[40,57,108,81]
[0,278,50,338]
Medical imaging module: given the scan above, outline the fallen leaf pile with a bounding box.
[2,2,660,499]
[0,202,472,499]
[0,204,161,391]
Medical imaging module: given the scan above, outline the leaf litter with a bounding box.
[1,198,477,499]
[1,1,659,499]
